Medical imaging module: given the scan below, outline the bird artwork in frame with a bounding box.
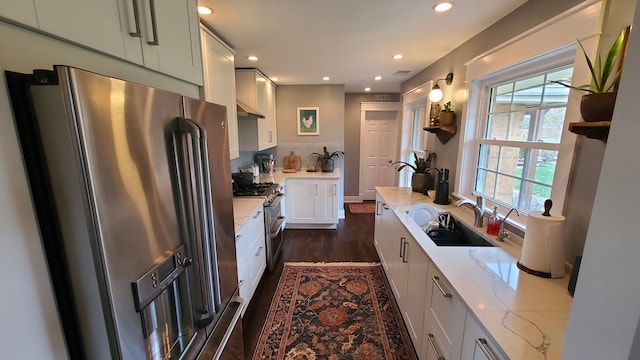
[297,107,319,135]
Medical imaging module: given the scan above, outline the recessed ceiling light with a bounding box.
[197,6,213,15]
[374,76,382,81]
[247,55,258,61]
[393,54,403,60]
[364,88,371,92]
[323,76,330,81]
[271,77,279,82]
[433,2,453,12]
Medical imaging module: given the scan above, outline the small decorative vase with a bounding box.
[411,173,433,193]
[580,92,617,122]
[320,159,334,172]
[439,111,456,126]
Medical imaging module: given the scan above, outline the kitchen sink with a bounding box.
[427,216,495,247]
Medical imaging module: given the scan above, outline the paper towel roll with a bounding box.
[519,211,565,278]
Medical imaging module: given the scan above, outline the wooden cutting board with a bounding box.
[284,151,301,171]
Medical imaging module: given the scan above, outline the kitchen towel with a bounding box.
[520,211,566,278]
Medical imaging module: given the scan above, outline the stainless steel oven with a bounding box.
[264,191,285,271]
[233,182,285,271]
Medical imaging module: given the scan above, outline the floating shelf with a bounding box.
[568,121,610,142]
[423,125,457,144]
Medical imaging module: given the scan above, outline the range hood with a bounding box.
[237,99,265,118]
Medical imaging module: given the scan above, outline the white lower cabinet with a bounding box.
[422,262,466,360]
[285,178,338,228]
[235,204,266,315]
[375,191,507,360]
[373,198,429,354]
[461,314,505,360]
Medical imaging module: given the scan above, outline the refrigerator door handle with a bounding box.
[172,117,220,327]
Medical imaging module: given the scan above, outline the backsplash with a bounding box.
[231,142,343,172]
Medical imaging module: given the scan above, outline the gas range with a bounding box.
[233,182,281,205]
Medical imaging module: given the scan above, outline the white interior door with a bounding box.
[359,102,400,200]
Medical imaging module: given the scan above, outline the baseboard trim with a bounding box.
[338,209,345,219]
[285,223,338,230]
[344,195,363,203]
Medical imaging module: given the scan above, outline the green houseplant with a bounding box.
[439,101,456,126]
[309,146,344,172]
[391,151,436,192]
[552,29,626,121]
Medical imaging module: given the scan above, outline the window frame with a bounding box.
[455,0,604,230]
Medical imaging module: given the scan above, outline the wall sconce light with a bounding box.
[428,72,454,102]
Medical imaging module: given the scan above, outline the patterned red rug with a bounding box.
[252,263,417,360]
[348,203,376,214]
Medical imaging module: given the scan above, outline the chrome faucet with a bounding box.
[455,195,484,227]
[497,207,520,242]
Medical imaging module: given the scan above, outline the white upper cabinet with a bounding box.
[0,0,38,27]
[135,0,202,84]
[1,0,202,84]
[236,69,277,151]
[200,26,239,159]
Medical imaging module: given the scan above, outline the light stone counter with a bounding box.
[257,168,341,185]
[232,198,264,232]
[376,186,573,360]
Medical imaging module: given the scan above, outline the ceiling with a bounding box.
[198,0,528,93]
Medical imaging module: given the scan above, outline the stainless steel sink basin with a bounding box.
[427,216,495,247]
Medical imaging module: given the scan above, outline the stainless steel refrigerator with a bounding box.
[6,66,243,360]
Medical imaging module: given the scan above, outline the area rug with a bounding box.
[252,263,417,360]
[348,203,376,214]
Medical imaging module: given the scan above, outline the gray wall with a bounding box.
[275,84,346,210]
[344,93,401,197]
[399,0,635,265]
[564,1,640,356]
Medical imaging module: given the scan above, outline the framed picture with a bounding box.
[297,107,319,135]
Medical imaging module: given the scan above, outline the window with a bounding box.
[475,67,573,213]
[400,104,429,187]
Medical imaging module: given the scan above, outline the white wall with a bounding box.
[562,2,640,358]
[0,67,68,358]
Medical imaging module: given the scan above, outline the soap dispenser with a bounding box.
[487,205,500,235]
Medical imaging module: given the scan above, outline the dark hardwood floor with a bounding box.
[241,204,379,359]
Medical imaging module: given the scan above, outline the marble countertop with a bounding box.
[232,198,264,232]
[257,168,341,185]
[376,186,573,360]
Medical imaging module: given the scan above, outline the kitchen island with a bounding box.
[376,186,573,360]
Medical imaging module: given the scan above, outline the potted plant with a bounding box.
[391,151,436,192]
[552,29,626,122]
[439,101,456,126]
[309,146,344,172]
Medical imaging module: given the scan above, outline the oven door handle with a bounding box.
[268,192,284,208]
[270,216,285,237]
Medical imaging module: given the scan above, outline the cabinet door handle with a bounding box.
[315,184,318,196]
[255,246,263,257]
[475,338,498,360]
[128,0,143,37]
[253,210,262,219]
[427,333,445,360]
[333,184,337,196]
[402,240,408,263]
[432,275,452,298]
[376,201,382,215]
[399,236,405,257]
[146,0,159,45]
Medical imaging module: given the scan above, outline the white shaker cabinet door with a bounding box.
[32,0,142,63]
[138,0,203,85]
[0,0,38,27]
[200,27,239,159]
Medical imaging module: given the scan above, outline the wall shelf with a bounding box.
[423,125,457,144]
[568,121,610,142]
